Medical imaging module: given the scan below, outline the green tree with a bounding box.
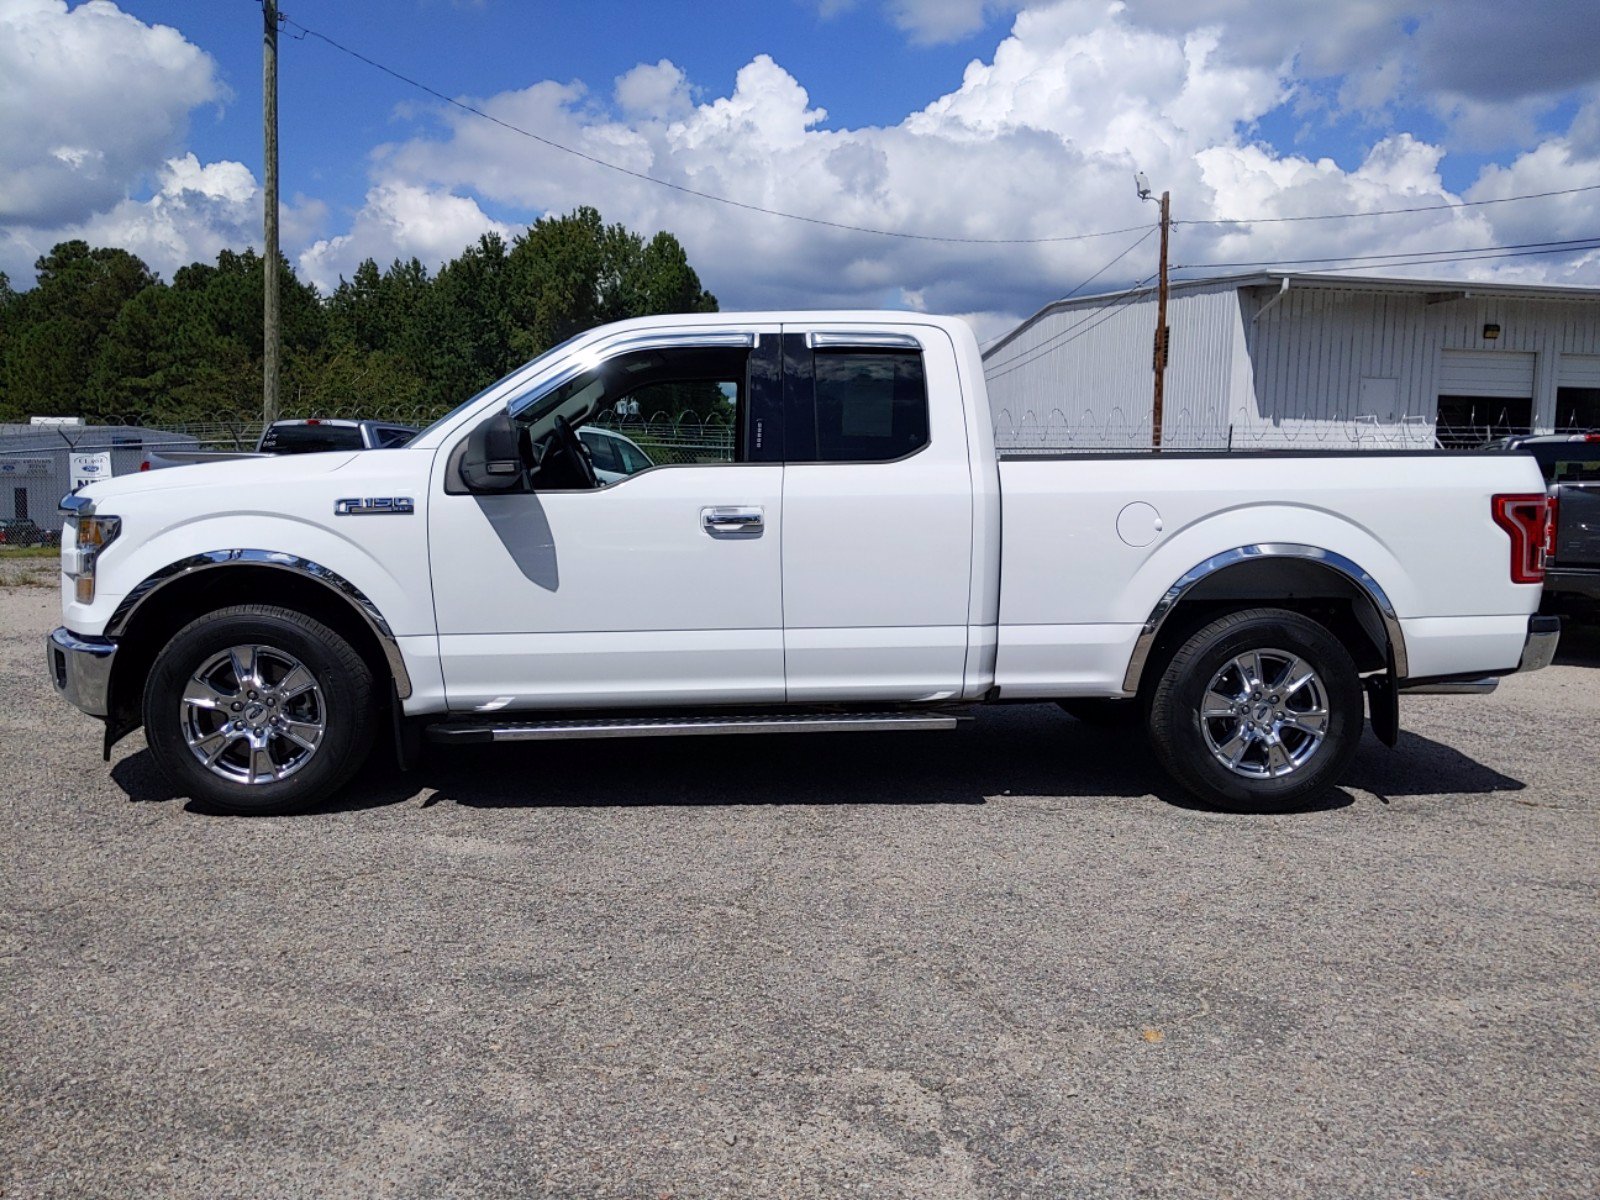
[0,208,718,427]
[1,242,156,419]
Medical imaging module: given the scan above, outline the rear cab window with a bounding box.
[259,423,365,454]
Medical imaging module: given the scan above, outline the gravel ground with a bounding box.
[3,579,1598,1199]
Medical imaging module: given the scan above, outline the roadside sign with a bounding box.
[70,451,112,490]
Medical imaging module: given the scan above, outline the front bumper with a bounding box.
[47,627,116,718]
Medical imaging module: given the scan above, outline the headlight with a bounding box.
[60,498,120,604]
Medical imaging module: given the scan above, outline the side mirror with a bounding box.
[458,409,523,492]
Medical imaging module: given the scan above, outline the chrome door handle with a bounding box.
[702,506,764,538]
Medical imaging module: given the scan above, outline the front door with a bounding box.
[429,329,787,711]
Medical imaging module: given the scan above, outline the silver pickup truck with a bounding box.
[143,419,419,470]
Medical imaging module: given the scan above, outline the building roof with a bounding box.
[0,424,197,452]
[985,270,1600,361]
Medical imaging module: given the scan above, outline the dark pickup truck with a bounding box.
[1498,433,1600,612]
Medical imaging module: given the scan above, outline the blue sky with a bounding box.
[4,0,1598,335]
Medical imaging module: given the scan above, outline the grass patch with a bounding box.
[0,546,59,559]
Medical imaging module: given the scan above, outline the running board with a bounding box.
[424,710,970,745]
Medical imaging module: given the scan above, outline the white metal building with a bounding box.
[983,272,1600,451]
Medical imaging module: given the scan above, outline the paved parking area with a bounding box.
[3,576,1598,1198]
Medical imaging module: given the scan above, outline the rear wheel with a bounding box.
[143,605,376,814]
[1147,607,1363,810]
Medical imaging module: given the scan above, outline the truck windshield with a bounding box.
[259,424,365,454]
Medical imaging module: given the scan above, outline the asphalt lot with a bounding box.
[3,572,1598,1199]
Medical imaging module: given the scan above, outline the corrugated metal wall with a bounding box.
[985,279,1600,450]
[985,282,1241,449]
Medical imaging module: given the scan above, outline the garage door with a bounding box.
[1438,349,1536,397]
[1558,353,1600,388]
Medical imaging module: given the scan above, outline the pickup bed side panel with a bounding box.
[995,453,1548,696]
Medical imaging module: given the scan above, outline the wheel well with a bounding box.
[106,566,396,740]
[1134,558,1391,701]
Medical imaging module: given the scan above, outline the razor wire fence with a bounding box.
[5,399,1586,539]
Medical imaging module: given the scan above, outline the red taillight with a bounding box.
[1546,494,1560,560]
[1491,493,1552,584]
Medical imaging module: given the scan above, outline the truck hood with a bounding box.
[73,450,363,506]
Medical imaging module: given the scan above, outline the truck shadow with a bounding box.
[111,704,1525,817]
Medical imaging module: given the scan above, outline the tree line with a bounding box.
[0,206,719,429]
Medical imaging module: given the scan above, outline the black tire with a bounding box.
[1057,698,1141,726]
[143,604,376,815]
[1147,607,1363,811]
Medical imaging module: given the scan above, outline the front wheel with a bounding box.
[1147,608,1364,810]
[143,605,376,814]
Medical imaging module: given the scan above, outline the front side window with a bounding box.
[510,344,756,489]
[809,350,929,463]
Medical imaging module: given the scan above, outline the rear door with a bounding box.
[778,326,974,702]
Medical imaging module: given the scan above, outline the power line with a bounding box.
[1190,182,1600,227]
[981,225,1156,351]
[985,274,1159,378]
[258,2,1600,250]
[1178,234,1600,271]
[265,7,1149,247]
[983,233,1156,371]
[1058,226,1156,302]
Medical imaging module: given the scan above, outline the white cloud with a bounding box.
[0,152,327,283]
[8,0,1599,333]
[0,0,283,282]
[615,60,692,118]
[0,0,223,226]
[886,0,1021,44]
[344,0,1599,331]
[297,182,512,291]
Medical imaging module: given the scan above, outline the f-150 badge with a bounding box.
[334,497,415,516]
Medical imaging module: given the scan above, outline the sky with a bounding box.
[2,0,1599,340]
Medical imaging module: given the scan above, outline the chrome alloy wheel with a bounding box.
[180,644,326,785]
[1199,648,1330,779]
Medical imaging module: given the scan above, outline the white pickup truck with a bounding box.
[48,312,1560,814]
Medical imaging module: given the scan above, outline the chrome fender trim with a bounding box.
[105,549,413,700]
[1120,543,1409,693]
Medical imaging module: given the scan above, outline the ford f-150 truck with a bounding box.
[48,312,1560,814]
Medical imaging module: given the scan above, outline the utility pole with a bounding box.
[262,0,281,427]
[1152,189,1170,449]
